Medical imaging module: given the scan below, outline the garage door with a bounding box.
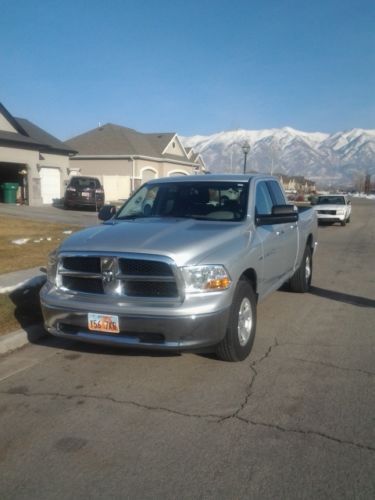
[40,168,61,204]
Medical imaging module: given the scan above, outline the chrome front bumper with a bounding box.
[40,300,230,352]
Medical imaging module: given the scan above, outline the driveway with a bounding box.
[0,202,100,227]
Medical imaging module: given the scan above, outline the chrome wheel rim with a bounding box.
[238,297,253,346]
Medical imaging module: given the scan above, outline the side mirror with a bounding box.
[98,204,116,221]
[256,205,298,226]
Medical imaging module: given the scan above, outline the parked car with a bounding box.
[312,194,351,226]
[64,176,105,210]
[41,174,318,362]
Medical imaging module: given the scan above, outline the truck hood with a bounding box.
[59,218,247,266]
[313,204,345,211]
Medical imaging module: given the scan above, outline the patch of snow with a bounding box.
[63,230,73,234]
[12,238,30,245]
[351,193,375,200]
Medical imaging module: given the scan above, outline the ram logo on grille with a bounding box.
[101,257,116,284]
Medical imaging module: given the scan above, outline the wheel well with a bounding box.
[306,234,313,251]
[240,269,258,299]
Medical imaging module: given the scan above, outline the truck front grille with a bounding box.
[63,256,101,273]
[58,254,179,299]
[62,276,104,294]
[318,210,336,215]
[119,258,173,277]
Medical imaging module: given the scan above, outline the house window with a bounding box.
[142,168,157,183]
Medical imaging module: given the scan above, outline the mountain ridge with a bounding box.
[182,127,375,187]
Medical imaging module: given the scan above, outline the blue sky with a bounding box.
[1,0,374,139]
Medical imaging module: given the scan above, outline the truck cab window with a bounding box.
[267,180,286,205]
[255,182,273,215]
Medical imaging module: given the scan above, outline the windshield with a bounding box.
[116,181,249,221]
[317,196,345,205]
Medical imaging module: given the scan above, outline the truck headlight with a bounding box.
[336,209,345,214]
[180,265,231,293]
[46,249,58,285]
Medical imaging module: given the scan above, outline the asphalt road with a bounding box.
[0,198,374,499]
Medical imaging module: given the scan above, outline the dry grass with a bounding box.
[0,216,80,336]
[0,215,78,274]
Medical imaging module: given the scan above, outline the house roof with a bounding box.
[15,118,76,154]
[66,123,192,162]
[0,103,76,155]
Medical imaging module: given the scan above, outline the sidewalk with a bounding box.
[0,266,46,294]
[0,267,47,354]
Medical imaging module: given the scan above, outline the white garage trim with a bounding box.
[39,167,61,204]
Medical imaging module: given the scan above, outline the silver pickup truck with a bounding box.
[40,174,318,361]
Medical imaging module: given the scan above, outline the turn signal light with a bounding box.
[205,277,231,290]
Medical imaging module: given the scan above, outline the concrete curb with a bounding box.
[0,324,47,355]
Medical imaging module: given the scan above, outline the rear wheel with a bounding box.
[216,279,257,362]
[289,245,312,293]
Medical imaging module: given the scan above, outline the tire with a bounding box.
[289,245,312,293]
[340,220,346,226]
[216,279,257,362]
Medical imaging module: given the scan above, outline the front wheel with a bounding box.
[289,245,312,293]
[216,279,257,362]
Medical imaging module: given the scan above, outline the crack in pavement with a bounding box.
[290,357,375,377]
[218,338,279,423]
[2,338,374,453]
[2,386,374,453]
[233,415,375,452]
[0,388,221,421]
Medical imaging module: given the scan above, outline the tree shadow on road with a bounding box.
[309,286,375,308]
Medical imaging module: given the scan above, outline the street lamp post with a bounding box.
[242,141,250,174]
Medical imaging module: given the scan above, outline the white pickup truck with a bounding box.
[312,194,352,226]
[40,174,318,362]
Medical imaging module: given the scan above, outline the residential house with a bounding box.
[0,102,76,205]
[65,124,206,202]
[278,174,316,194]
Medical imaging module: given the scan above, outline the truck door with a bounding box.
[255,181,288,295]
[267,180,299,275]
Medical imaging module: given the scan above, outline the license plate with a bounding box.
[88,313,120,334]
[82,192,90,198]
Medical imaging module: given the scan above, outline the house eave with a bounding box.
[70,154,200,168]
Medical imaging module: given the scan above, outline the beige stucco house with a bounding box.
[0,102,76,206]
[65,124,206,202]
[278,174,316,194]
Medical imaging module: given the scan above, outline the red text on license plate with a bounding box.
[88,313,120,334]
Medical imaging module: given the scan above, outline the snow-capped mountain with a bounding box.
[182,127,375,187]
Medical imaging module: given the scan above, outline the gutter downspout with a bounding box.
[131,156,135,193]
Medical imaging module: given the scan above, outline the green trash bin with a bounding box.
[2,182,19,203]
